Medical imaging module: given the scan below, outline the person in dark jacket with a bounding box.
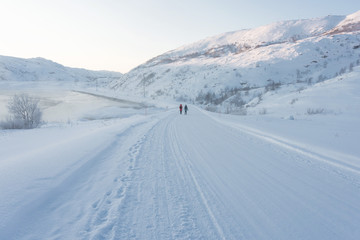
[179,104,183,114]
[184,105,188,115]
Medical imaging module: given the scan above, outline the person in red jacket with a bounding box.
[179,104,183,114]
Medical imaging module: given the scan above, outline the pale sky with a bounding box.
[0,0,359,73]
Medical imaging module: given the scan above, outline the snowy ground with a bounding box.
[0,77,360,239]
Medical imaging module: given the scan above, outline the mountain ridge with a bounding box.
[110,10,360,112]
[0,55,122,88]
[139,14,347,69]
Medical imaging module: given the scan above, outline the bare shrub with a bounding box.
[1,93,43,129]
[307,108,325,115]
[0,116,25,129]
[259,108,267,115]
[233,107,247,115]
[317,75,327,83]
[297,87,306,93]
[349,63,354,72]
[290,98,298,105]
[230,93,245,107]
[265,81,281,92]
[204,105,218,112]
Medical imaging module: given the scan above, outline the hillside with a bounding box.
[0,55,122,88]
[111,11,360,113]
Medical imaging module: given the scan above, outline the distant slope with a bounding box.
[326,11,360,35]
[0,55,122,87]
[143,14,344,66]
[111,11,360,113]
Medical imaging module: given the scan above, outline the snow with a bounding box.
[1,67,360,239]
[337,10,360,27]
[165,14,344,59]
[115,11,360,108]
[1,10,360,240]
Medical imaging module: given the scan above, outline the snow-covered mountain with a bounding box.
[111,11,360,112]
[0,55,122,88]
[2,11,360,114]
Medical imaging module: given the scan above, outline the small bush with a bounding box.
[1,93,42,129]
[265,81,281,92]
[233,107,247,116]
[0,117,26,129]
[204,105,218,112]
[230,93,245,107]
[259,108,267,115]
[290,98,298,105]
[307,108,325,115]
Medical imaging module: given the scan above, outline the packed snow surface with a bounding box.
[1,79,360,239]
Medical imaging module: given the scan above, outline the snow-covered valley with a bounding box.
[1,65,360,239]
[1,10,360,240]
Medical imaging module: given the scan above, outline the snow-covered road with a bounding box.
[1,107,360,239]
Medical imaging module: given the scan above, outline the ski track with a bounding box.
[1,107,360,239]
[82,107,360,239]
[200,108,360,188]
[104,113,224,239]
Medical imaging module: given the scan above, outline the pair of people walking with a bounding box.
[179,104,188,115]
